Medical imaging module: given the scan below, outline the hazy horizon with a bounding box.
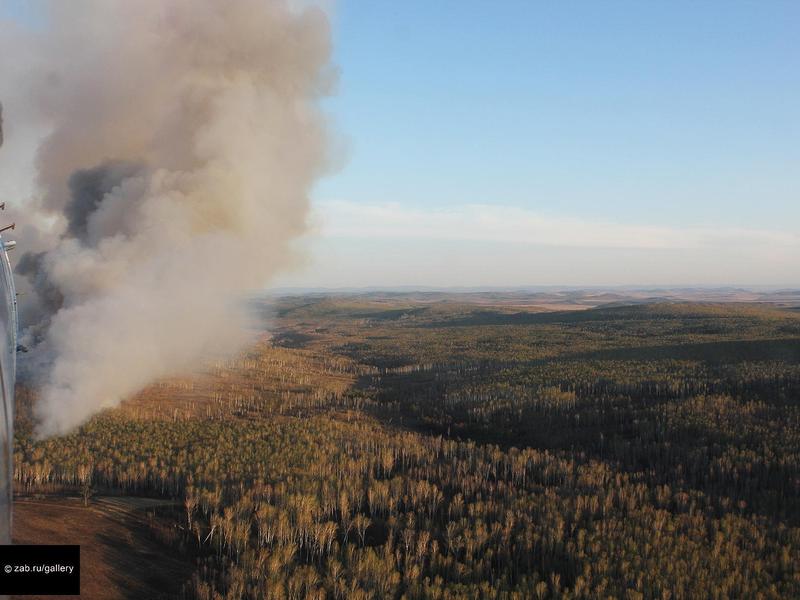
[266,283,800,294]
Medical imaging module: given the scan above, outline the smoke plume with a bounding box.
[6,1,334,436]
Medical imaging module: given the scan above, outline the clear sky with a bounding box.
[3,1,799,288]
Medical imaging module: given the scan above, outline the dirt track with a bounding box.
[11,496,190,600]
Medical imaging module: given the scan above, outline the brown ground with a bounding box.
[11,497,191,600]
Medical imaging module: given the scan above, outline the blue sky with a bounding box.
[291,0,799,287]
[2,1,799,287]
[321,1,799,228]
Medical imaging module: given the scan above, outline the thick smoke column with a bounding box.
[11,0,334,436]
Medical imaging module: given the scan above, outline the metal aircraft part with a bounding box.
[0,100,17,546]
[0,228,16,544]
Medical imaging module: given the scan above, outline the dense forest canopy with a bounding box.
[15,298,800,599]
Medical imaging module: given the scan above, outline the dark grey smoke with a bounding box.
[65,162,143,244]
[16,161,144,329]
[15,252,64,322]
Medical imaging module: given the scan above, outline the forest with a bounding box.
[13,296,800,599]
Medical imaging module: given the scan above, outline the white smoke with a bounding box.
[2,0,335,436]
